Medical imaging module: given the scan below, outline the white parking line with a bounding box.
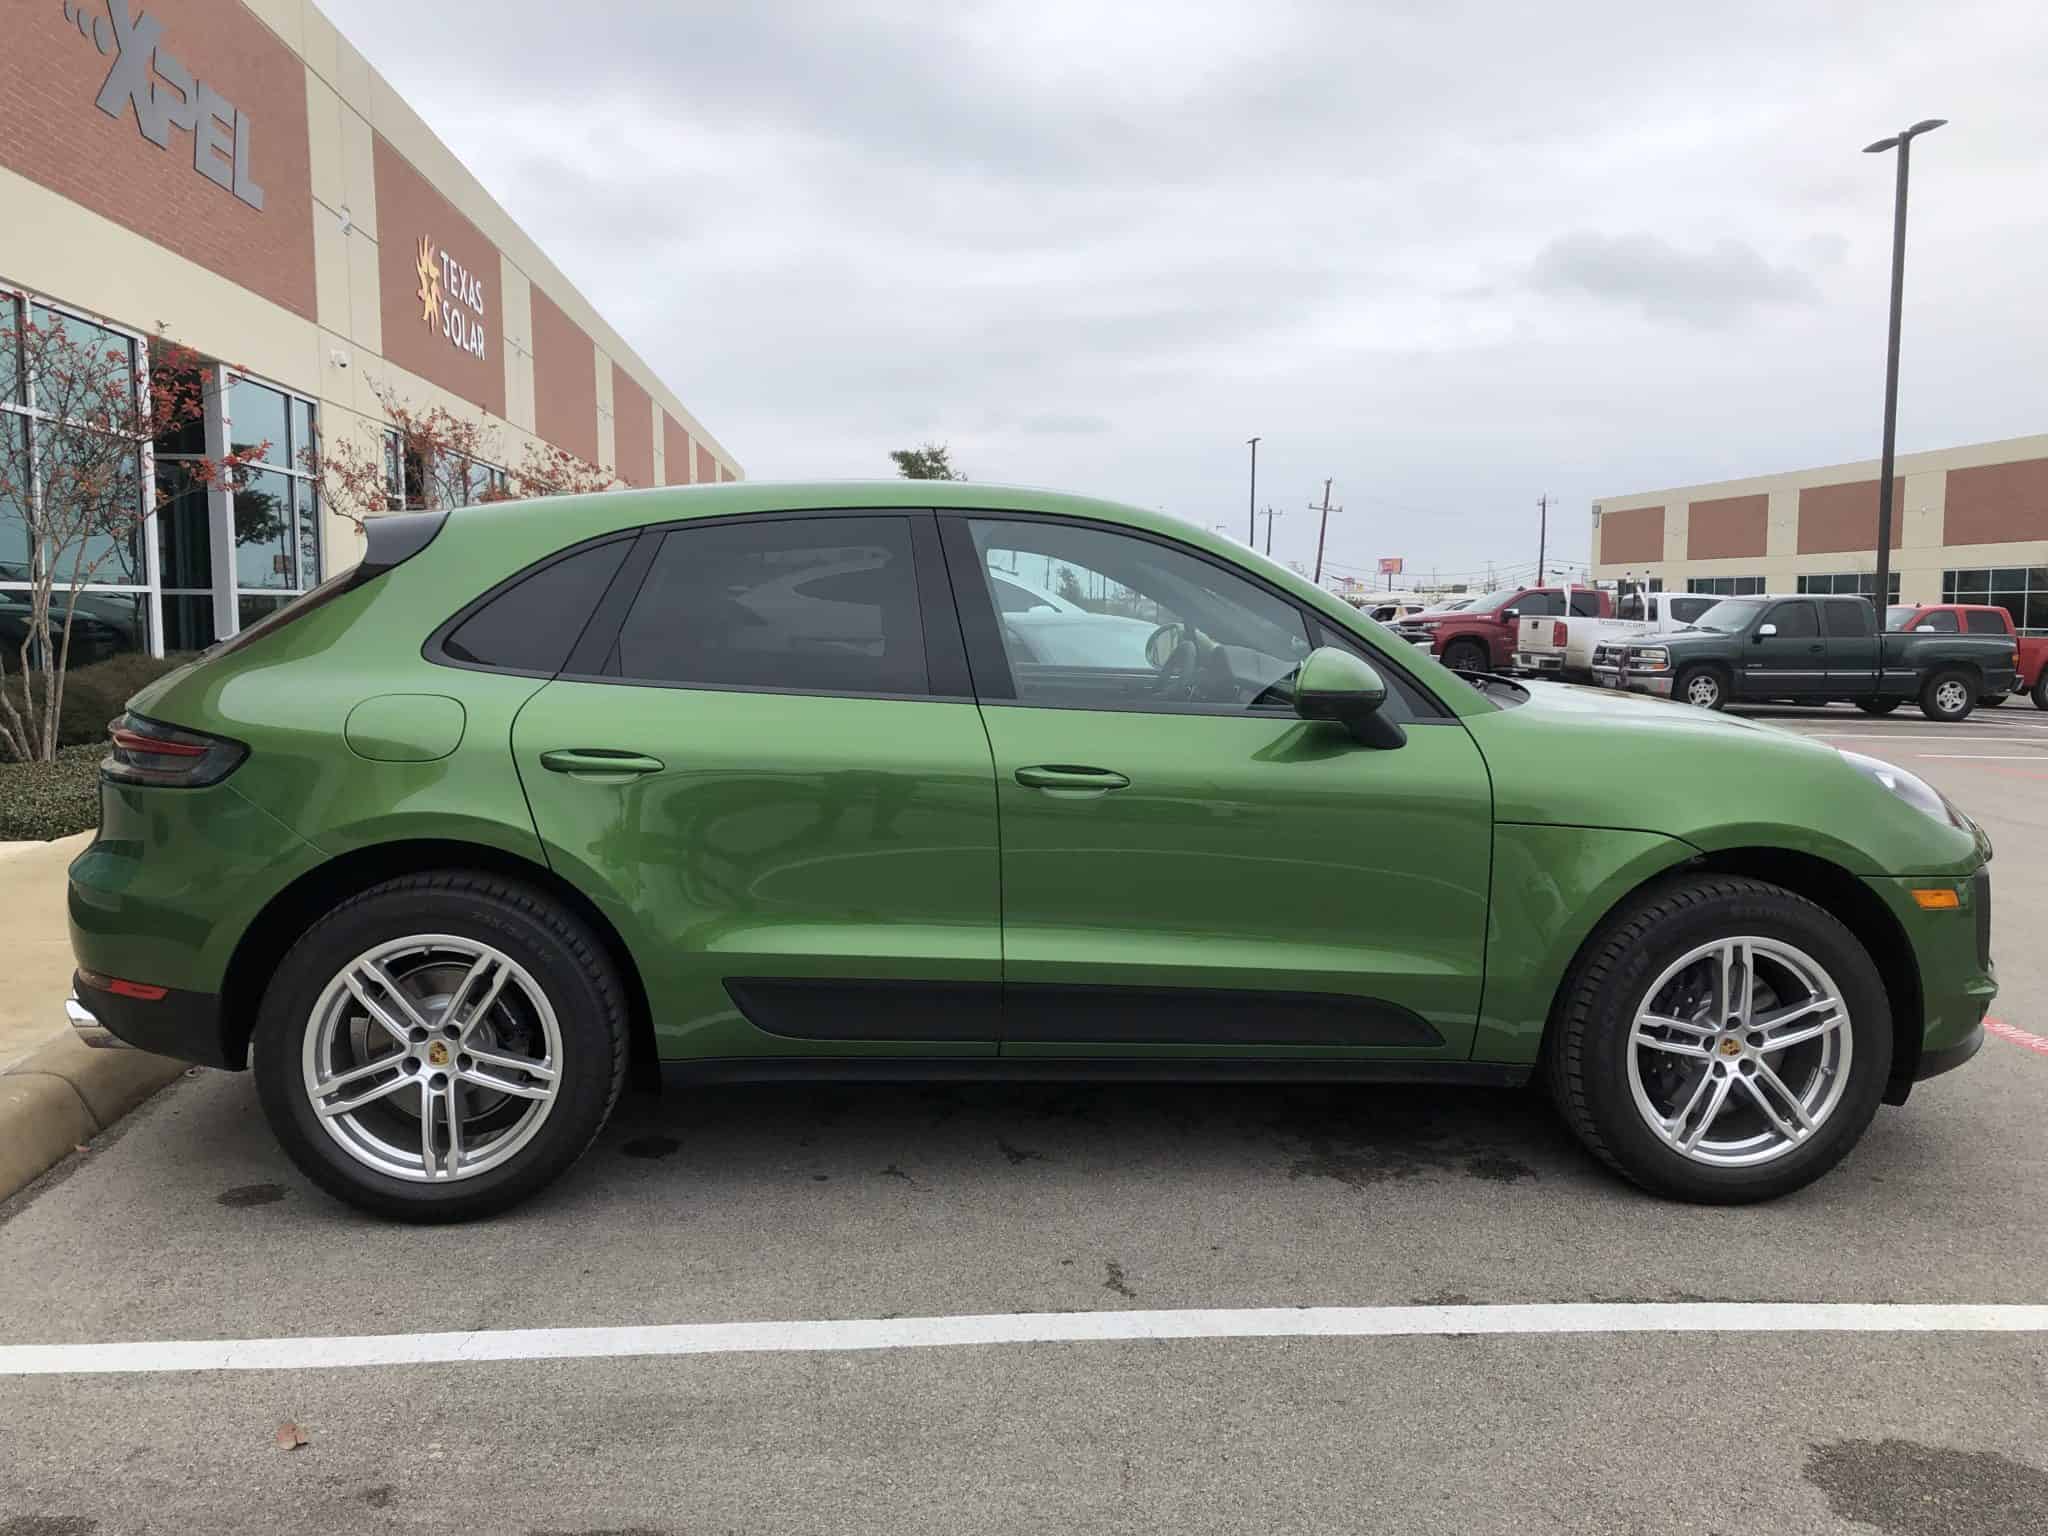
[3,1303,2046,1376]
[1911,754,2048,760]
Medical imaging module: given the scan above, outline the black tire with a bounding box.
[1853,697,1901,716]
[253,871,630,1222]
[1918,668,1977,722]
[1441,638,1489,674]
[1980,693,2007,708]
[1674,665,1726,711]
[2033,671,2048,711]
[1545,874,1892,1204]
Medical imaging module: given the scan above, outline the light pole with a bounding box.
[1245,437,1260,544]
[1863,117,1945,610]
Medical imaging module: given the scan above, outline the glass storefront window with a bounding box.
[1942,568,2048,636]
[227,375,291,467]
[233,466,295,590]
[154,466,211,587]
[160,593,215,653]
[237,593,291,630]
[1797,572,1900,600]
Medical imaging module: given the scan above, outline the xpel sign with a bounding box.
[61,0,266,210]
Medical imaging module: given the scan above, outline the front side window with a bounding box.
[1916,609,1960,633]
[1568,590,1602,617]
[967,519,1311,713]
[1765,600,1820,639]
[608,515,927,695]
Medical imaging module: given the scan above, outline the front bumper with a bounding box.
[1590,663,1672,696]
[68,969,236,1068]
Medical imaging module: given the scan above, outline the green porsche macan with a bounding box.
[65,482,1994,1219]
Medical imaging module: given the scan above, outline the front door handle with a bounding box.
[1015,764,1130,792]
[1807,643,1824,654]
[539,749,666,777]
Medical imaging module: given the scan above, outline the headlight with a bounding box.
[1840,750,1970,830]
[1632,646,1670,669]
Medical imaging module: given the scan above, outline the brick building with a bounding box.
[1590,435,2048,628]
[2,0,738,658]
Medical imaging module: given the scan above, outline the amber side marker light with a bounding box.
[1911,888,1961,911]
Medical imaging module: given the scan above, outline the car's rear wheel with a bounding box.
[1853,697,1901,716]
[1919,668,1977,722]
[253,872,629,1222]
[1546,875,1890,1203]
[1441,638,1489,674]
[1676,666,1726,711]
[2034,671,2048,711]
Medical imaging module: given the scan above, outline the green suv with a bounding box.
[66,483,1994,1219]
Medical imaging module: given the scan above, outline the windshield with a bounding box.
[1884,605,1917,631]
[1689,598,1765,633]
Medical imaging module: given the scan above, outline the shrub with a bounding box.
[0,743,103,841]
[56,651,193,747]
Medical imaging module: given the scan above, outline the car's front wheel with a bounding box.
[1546,875,1890,1203]
[253,872,629,1222]
[1676,666,1726,711]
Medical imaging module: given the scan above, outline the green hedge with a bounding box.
[0,652,193,840]
[0,743,104,841]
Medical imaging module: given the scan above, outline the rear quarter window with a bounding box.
[1964,608,2012,635]
[436,538,631,674]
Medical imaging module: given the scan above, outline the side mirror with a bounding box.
[1500,607,1520,623]
[1294,647,1406,749]
[1756,623,1778,640]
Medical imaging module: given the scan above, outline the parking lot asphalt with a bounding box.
[3,699,2046,1534]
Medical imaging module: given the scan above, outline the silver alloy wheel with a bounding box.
[1684,672,1721,708]
[301,935,562,1183]
[1934,678,1969,715]
[1626,936,1853,1168]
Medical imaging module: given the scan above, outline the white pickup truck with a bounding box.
[1512,589,1720,681]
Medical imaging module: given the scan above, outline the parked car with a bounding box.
[1395,585,1613,673]
[1886,603,2048,710]
[1515,589,1719,682]
[1593,593,2016,720]
[984,569,1159,668]
[67,483,1993,1219]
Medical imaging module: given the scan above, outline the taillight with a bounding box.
[1552,621,1568,645]
[103,712,247,788]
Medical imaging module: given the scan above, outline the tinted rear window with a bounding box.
[1965,608,2011,635]
[1823,599,1872,638]
[607,516,927,694]
[440,539,630,673]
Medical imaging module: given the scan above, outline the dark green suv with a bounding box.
[67,483,1994,1219]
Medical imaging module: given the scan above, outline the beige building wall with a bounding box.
[1591,433,2048,605]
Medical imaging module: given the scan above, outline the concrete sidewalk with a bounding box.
[1,831,188,1201]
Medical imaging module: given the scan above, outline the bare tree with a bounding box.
[0,315,256,763]
[315,379,618,539]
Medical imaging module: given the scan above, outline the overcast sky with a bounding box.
[321,0,2046,588]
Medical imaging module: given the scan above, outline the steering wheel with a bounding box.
[1147,623,1203,701]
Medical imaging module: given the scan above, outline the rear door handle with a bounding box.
[539,749,666,777]
[1015,764,1130,792]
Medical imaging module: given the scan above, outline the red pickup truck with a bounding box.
[1393,585,1613,673]
[1887,603,2048,709]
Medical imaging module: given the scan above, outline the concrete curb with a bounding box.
[0,1032,188,1203]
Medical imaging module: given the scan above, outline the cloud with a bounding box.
[1527,232,1820,326]
[313,0,2048,577]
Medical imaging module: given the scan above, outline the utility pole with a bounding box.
[1258,504,1281,556]
[1245,437,1260,544]
[1864,118,1945,609]
[1308,479,1339,586]
[1536,494,1550,585]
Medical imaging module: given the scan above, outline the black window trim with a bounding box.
[554,507,973,703]
[422,527,639,680]
[936,506,1455,723]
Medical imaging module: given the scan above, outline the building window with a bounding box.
[1797,572,1900,600]
[226,373,320,628]
[1686,575,1766,596]
[380,428,505,510]
[0,287,151,663]
[1942,567,2048,636]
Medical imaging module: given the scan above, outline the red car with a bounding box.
[1392,585,1612,673]
[1887,603,2048,709]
